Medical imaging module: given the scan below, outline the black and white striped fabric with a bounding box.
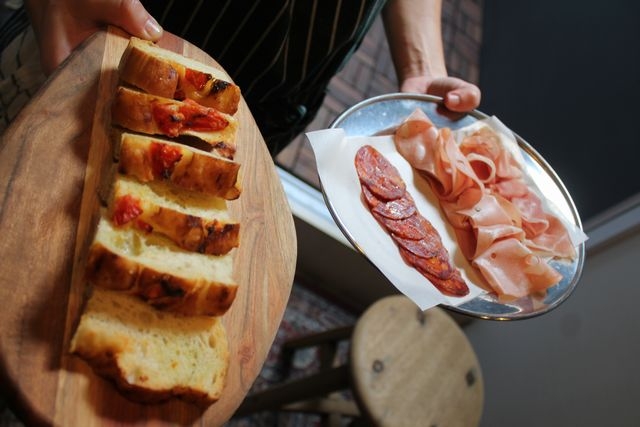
[0,3,27,52]
[0,1,388,153]
[145,0,388,154]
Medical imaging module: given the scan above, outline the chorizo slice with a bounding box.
[398,246,469,296]
[372,212,426,240]
[396,243,454,280]
[355,145,406,200]
[421,268,469,297]
[362,185,416,220]
[356,145,469,297]
[392,232,441,259]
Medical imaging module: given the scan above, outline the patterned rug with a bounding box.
[0,283,358,427]
[226,282,358,426]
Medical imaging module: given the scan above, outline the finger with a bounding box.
[426,77,481,112]
[88,0,163,40]
[444,85,481,112]
[424,77,462,98]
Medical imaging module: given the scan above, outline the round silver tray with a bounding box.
[328,93,585,320]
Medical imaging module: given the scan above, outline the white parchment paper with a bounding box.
[307,128,487,310]
[307,118,588,311]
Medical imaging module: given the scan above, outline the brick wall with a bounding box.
[277,0,484,186]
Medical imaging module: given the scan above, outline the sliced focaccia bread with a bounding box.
[112,86,238,159]
[117,132,241,200]
[70,287,229,406]
[118,37,241,115]
[110,175,240,255]
[86,216,238,316]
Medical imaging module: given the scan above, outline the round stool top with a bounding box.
[350,296,483,427]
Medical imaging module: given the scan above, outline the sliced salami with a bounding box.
[362,185,416,220]
[355,145,406,200]
[392,233,442,259]
[397,244,454,280]
[355,145,469,297]
[372,212,426,240]
[421,267,469,297]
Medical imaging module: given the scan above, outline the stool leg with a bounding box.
[282,397,360,417]
[282,325,354,351]
[281,325,354,378]
[235,365,350,416]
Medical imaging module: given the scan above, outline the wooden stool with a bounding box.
[235,295,484,426]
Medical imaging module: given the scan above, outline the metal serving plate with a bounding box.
[328,93,585,320]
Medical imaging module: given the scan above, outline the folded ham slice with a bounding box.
[394,109,576,300]
[473,238,563,298]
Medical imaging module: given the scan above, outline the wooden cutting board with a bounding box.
[0,27,297,426]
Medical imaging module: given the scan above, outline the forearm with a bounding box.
[382,0,447,82]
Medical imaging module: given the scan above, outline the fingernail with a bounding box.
[447,93,461,106]
[144,17,163,39]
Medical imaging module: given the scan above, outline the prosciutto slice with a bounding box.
[458,126,576,258]
[394,109,576,300]
[473,238,563,298]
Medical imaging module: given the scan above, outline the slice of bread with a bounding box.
[117,132,241,200]
[118,37,241,115]
[70,287,229,405]
[86,215,238,316]
[112,86,238,159]
[110,175,240,255]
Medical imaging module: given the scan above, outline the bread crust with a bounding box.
[111,177,240,255]
[111,86,238,159]
[118,43,179,99]
[71,36,244,408]
[119,37,241,115]
[141,210,240,256]
[70,289,229,406]
[117,133,241,200]
[85,242,238,317]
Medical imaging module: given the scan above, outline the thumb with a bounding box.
[426,77,481,112]
[93,0,163,40]
[443,86,481,112]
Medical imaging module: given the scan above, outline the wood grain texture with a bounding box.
[0,27,297,426]
[350,297,484,427]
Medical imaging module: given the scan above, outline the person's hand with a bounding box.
[400,75,481,112]
[25,0,163,75]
